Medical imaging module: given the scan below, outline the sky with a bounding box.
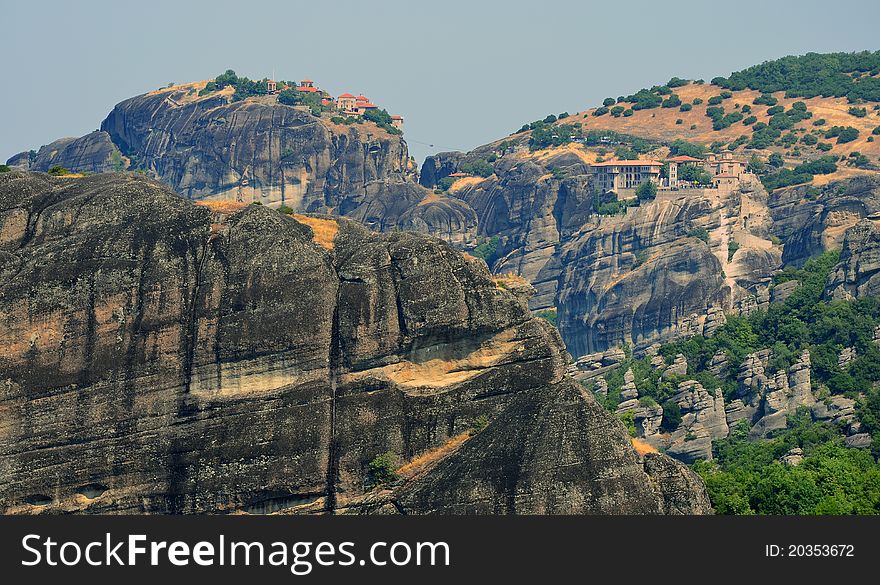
[2,0,880,164]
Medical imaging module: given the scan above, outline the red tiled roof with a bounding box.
[301,79,313,83]
[591,159,663,167]
[359,103,377,109]
[666,155,703,163]
[390,115,403,119]
[338,93,355,98]
[297,86,319,92]
[357,95,368,100]
[448,172,469,177]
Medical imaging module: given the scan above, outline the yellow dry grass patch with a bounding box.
[448,175,485,193]
[811,166,877,186]
[492,272,530,290]
[292,214,339,250]
[55,173,87,179]
[396,432,473,478]
[530,142,598,165]
[417,192,444,206]
[195,200,248,214]
[632,438,657,456]
[343,328,520,390]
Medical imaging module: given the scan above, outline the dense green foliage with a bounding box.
[471,236,501,265]
[367,452,399,488]
[713,51,880,102]
[0,165,10,173]
[824,125,860,144]
[527,122,586,150]
[47,165,71,176]
[459,158,494,177]
[668,139,706,158]
[362,108,403,135]
[636,180,657,201]
[760,156,838,190]
[695,413,880,514]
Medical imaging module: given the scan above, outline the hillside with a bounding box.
[501,52,880,187]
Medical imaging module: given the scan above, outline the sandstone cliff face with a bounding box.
[770,175,880,266]
[0,171,710,515]
[826,218,880,300]
[12,132,120,174]
[557,194,747,357]
[451,153,594,310]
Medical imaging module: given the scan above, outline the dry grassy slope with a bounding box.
[490,82,880,186]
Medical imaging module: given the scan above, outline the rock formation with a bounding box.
[665,381,729,463]
[0,170,711,515]
[826,218,880,300]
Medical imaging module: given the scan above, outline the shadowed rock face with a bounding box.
[770,175,880,266]
[556,197,733,357]
[826,218,880,300]
[0,171,710,515]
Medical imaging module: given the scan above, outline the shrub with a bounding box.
[0,165,10,173]
[688,227,710,242]
[470,415,489,434]
[472,236,500,264]
[278,205,294,214]
[742,105,752,114]
[873,125,880,135]
[817,142,833,151]
[824,126,859,144]
[603,97,616,107]
[48,165,71,176]
[460,158,494,178]
[661,400,682,432]
[692,98,704,105]
[610,105,625,117]
[676,119,683,125]
[367,452,399,487]
[743,115,757,125]
[662,94,682,108]
[813,118,826,126]
[753,94,778,106]
[801,133,818,145]
[720,90,733,99]
[708,96,723,106]
[796,155,837,175]
[668,139,706,158]
[768,153,784,168]
[543,114,557,124]
[728,241,740,261]
[593,106,609,116]
[680,103,693,112]
[437,177,455,191]
[535,309,557,327]
[848,106,868,117]
[623,109,634,117]
[667,77,688,88]
[766,105,784,116]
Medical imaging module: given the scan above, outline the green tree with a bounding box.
[636,180,657,201]
[367,452,399,488]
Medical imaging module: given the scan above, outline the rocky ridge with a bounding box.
[0,171,711,515]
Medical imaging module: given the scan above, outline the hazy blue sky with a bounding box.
[3,0,879,164]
